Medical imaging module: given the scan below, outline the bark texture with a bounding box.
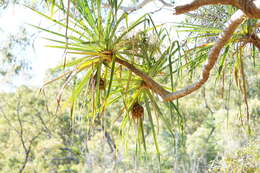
[173,0,234,15]
[174,0,260,19]
[248,34,260,49]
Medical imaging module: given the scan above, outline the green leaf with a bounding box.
[144,93,160,163]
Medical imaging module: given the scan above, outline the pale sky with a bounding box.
[0,4,64,91]
[0,1,186,92]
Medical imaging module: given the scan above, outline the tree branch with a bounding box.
[240,33,260,49]
[78,1,257,102]
[248,33,260,49]
[163,10,246,101]
[238,0,260,18]
[158,0,175,7]
[115,57,170,98]
[14,98,42,173]
[114,9,248,101]
[173,0,260,19]
[173,0,234,15]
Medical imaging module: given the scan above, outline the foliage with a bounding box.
[31,0,186,161]
[0,0,259,172]
[0,27,31,77]
[0,73,259,172]
[209,142,260,173]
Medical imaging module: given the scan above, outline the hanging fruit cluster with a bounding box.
[131,102,144,120]
[89,73,105,90]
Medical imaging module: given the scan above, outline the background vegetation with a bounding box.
[0,0,259,172]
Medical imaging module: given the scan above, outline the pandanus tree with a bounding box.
[33,0,259,157]
[32,0,183,158]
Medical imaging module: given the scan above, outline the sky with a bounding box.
[0,0,186,92]
[0,4,64,91]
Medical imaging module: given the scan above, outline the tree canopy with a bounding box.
[0,0,259,172]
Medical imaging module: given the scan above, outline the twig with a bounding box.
[15,98,42,173]
[158,0,175,7]
[103,0,154,13]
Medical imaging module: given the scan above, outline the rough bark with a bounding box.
[248,33,260,49]
[173,0,260,19]
[235,0,260,18]
[173,0,234,15]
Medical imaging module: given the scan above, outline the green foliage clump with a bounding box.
[209,142,260,173]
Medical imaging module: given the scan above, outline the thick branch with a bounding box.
[248,33,260,49]
[173,0,260,19]
[173,0,234,15]
[237,0,260,18]
[115,57,170,98]
[240,33,260,49]
[163,10,246,101]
